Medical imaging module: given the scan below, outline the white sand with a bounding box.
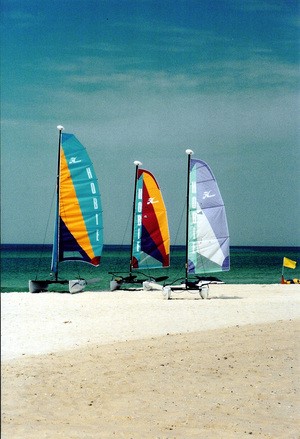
[2,284,300,438]
[2,284,299,361]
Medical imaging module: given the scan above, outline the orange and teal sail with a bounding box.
[131,165,170,270]
[51,130,103,276]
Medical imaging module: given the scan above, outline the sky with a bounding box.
[1,0,299,247]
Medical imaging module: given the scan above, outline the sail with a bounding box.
[51,133,103,273]
[188,158,229,274]
[131,169,170,269]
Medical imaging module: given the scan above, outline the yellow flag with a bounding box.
[283,257,297,269]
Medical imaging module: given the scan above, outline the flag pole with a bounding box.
[281,258,285,283]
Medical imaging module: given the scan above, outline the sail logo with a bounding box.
[147,197,158,205]
[203,191,215,199]
[69,157,82,164]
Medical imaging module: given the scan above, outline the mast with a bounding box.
[52,125,64,281]
[185,149,194,287]
[129,160,142,276]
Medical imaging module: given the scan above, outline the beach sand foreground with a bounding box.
[1,284,300,438]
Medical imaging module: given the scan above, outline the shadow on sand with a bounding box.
[168,295,243,300]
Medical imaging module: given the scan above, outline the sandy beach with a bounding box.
[1,284,299,438]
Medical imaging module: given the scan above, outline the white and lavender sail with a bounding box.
[188,158,230,274]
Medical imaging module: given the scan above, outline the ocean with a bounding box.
[1,245,299,293]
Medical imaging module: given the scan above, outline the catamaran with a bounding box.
[110,160,170,290]
[29,125,103,294]
[161,149,230,299]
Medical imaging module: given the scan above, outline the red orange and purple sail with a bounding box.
[131,167,170,270]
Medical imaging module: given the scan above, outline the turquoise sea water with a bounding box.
[1,245,299,293]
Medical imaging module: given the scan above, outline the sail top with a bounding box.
[186,149,194,155]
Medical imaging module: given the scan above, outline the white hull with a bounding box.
[110,280,121,291]
[29,279,86,294]
[69,280,87,294]
[162,282,210,300]
[29,280,49,293]
[142,281,164,291]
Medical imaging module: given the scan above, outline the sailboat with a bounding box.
[162,149,230,299]
[110,160,170,290]
[29,125,103,294]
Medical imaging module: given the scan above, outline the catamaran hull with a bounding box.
[29,279,86,294]
[110,280,121,291]
[110,280,146,291]
[162,282,210,300]
[69,279,87,294]
[29,280,50,293]
[142,281,164,291]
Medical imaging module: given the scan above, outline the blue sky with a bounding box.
[1,0,299,246]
